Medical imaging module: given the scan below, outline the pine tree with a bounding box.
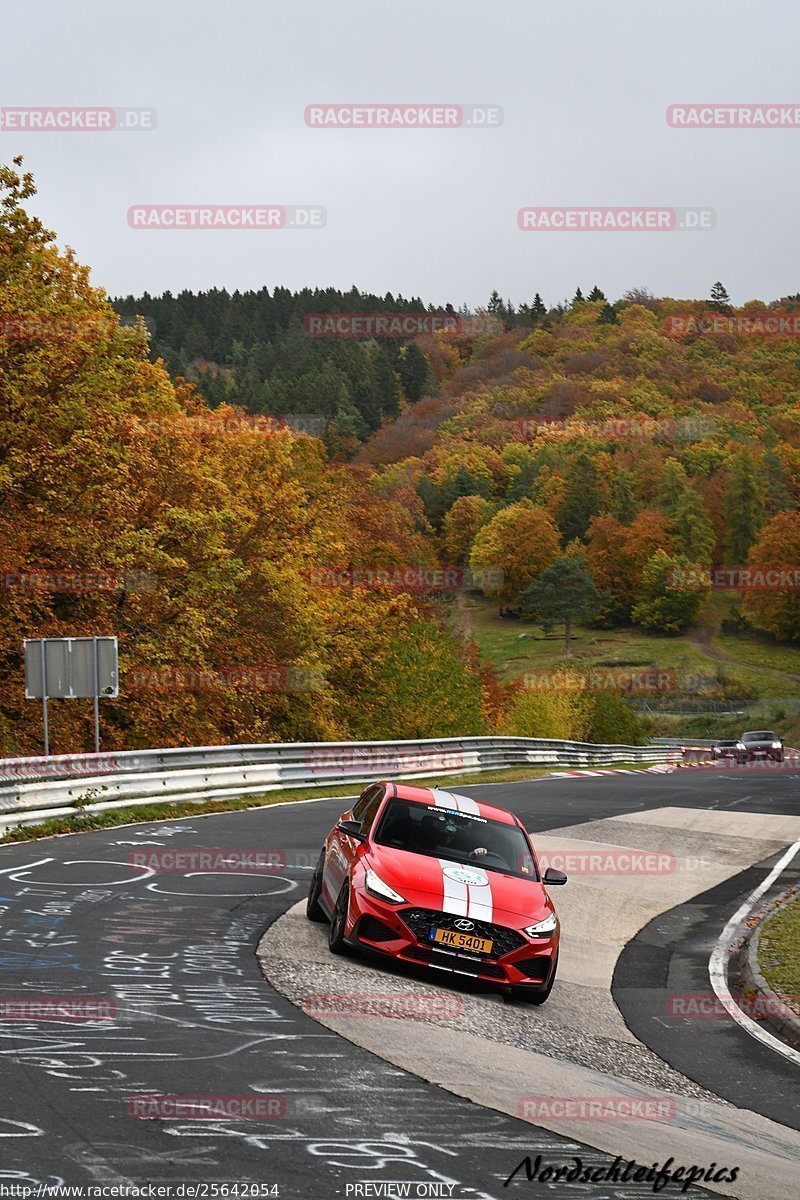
[598,302,619,325]
[763,448,791,515]
[724,449,766,563]
[559,452,603,543]
[587,285,606,302]
[572,286,585,305]
[396,342,429,402]
[673,489,715,563]
[658,459,691,517]
[610,470,636,525]
[522,555,604,653]
[709,281,731,312]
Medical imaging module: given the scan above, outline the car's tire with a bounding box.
[328,881,351,955]
[306,849,327,923]
[511,953,558,1005]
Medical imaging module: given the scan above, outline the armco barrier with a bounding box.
[0,737,682,831]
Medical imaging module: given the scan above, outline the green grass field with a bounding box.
[758,891,800,1004]
[456,596,800,739]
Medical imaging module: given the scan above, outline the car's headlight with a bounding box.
[773,741,782,749]
[524,913,558,937]
[736,743,745,750]
[365,868,405,905]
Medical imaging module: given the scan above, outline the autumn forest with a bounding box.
[2,159,800,756]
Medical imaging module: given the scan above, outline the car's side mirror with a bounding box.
[337,819,365,841]
[543,867,568,885]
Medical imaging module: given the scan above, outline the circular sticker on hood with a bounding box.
[442,864,489,887]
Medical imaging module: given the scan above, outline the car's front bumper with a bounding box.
[344,886,558,989]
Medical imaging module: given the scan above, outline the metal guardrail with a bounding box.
[650,737,717,748]
[0,736,683,831]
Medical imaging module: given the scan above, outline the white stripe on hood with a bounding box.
[438,858,469,916]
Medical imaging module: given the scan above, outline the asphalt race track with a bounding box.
[0,767,798,1200]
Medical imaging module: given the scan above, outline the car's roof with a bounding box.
[716,740,738,745]
[742,730,776,738]
[388,782,518,826]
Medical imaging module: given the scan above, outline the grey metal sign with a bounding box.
[25,637,118,699]
[24,637,119,755]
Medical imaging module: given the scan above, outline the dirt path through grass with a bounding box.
[690,623,800,685]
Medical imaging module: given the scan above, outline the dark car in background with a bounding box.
[712,739,746,763]
[739,730,784,763]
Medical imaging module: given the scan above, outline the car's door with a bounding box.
[323,783,383,906]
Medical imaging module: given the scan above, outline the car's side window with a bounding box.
[352,784,381,822]
[358,788,385,835]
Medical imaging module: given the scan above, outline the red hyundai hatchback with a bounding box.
[307,781,566,1003]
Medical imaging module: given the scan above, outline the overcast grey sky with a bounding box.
[2,0,798,308]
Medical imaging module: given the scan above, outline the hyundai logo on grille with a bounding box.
[454,919,475,932]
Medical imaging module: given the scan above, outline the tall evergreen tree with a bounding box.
[610,470,636,525]
[558,452,603,543]
[673,489,715,563]
[724,449,766,563]
[522,555,604,653]
[396,342,428,401]
[709,281,731,312]
[658,458,691,517]
[763,448,791,516]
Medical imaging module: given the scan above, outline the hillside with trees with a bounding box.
[4,157,800,755]
[0,160,485,755]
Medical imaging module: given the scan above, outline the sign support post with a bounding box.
[39,638,50,757]
[93,637,101,753]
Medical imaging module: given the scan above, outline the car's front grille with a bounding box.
[356,915,397,943]
[514,956,550,981]
[401,907,526,957]
[404,944,506,979]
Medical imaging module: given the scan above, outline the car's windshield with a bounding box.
[743,731,775,741]
[373,797,538,880]
[717,741,737,746]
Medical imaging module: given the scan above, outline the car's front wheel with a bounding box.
[328,882,351,955]
[306,849,327,923]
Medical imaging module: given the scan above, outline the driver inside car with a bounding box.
[448,818,489,860]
